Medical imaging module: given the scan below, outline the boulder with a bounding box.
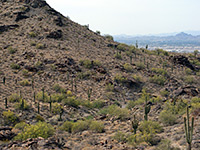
[47,30,62,39]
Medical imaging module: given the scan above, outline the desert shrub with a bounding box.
[2,110,19,126]
[139,120,163,134]
[62,96,80,108]
[114,74,127,84]
[123,63,132,72]
[79,59,100,69]
[113,131,127,143]
[34,61,43,68]
[14,122,28,131]
[155,49,169,56]
[126,100,136,109]
[160,90,169,97]
[185,68,192,75]
[52,102,63,114]
[15,99,30,110]
[10,63,20,69]
[21,69,29,77]
[132,74,142,82]
[51,93,65,102]
[19,79,31,86]
[159,110,177,125]
[14,122,54,141]
[8,93,21,103]
[66,90,73,96]
[100,105,129,121]
[36,43,45,49]
[135,62,145,69]
[7,46,17,54]
[89,121,104,132]
[28,32,37,37]
[150,75,166,85]
[151,96,162,103]
[77,71,92,80]
[184,75,194,84]
[117,43,130,51]
[105,83,114,92]
[52,84,66,93]
[154,139,180,150]
[35,114,45,122]
[163,100,187,115]
[151,68,167,76]
[30,41,36,46]
[104,34,113,41]
[61,120,104,133]
[191,97,200,110]
[36,91,49,102]
[114,52,122,59]
[92,99,106,109]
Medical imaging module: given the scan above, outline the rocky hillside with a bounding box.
[0,0,200,150]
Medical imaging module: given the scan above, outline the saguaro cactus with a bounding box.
[42,87,45,101]
[184,106,194,150]
[21,99,24,110]
[131,115,139,134]
[37,102,40,114]
[87,88,92,101]
[144,96,151,121]
[5,97,8,108]
[3,77,5,85]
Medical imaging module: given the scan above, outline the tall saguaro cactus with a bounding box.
[184,106,194,150]
[144,96,151,121]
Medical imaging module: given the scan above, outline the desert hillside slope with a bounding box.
[0,0,200,150]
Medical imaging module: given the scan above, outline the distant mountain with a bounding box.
[113,32,200,51]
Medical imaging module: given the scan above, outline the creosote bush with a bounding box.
[36,91,49,102]
[7,46,17,54]
[53,84,66,93]
[8,93,21,103]
[150,75,166,85]
[60,120,104,133]
[151,68,168,76]
[2,110,19,126]
[14,122,54,141]
[159,110,177,126]
[10,63,20,70]
[123,63,132,72]
[19,79,31,86]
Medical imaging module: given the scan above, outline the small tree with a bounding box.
[194,50,199,57]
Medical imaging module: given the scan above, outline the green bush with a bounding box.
[60,120,104,133]
[2,110,19,126]
[100,105,129,121]
[62,96,80,108]
[36,91,49,102]
[114,52,122,59]
[89,121,104,132]
[160,90,169,97]
[92,100,106,109]
[113,131,127,143]
[184,75,194,84]
[123,63,132,72]
[135,62,145,70]
[52,102,63,114]
[159,110,177,126]
[191,97,200,110]
[14,122,28,131]
[114,74,127,84]
[105,83,114,92]
[36,43,45,49]
[151,68,167,76]
[8,93,21,103]
[104,34,113,41]
[21,69,29,77]
[150,75,166,85]
[19,80,31,86]
[132,74,142,82]
[185,68,192,75]
[15,99,30,110]
[79,59,101,69]
[139,120,163,134]
[77,71,92,80]
[7,46,17,54]
[35,114,45,122]
[28,32,37,37]
[10,63,20,69]
[117,43,130,51]
[14,122,54,141]
[51,93,65,102]
[52,84,66,93]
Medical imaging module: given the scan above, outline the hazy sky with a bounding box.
[46,0,200,35]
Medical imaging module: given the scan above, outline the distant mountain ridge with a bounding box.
[113,32,200,49]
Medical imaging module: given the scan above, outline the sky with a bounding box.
[46,0,200,36]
